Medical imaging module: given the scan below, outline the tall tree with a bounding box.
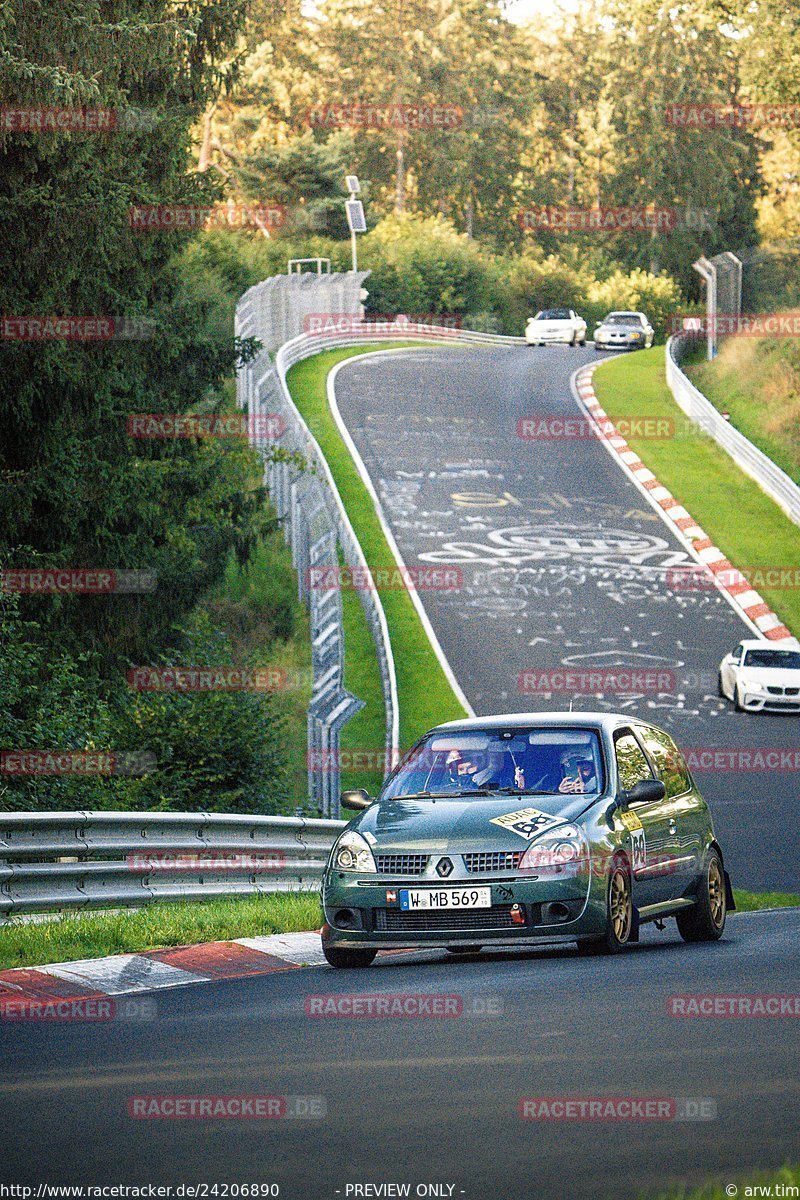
[0,0,264,667]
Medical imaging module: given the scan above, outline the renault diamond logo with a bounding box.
[436,857,453,878]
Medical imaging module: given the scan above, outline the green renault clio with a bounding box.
[321,712,733,967]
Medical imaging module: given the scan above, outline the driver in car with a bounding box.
[446,749,525,790]
[558,750,599,794]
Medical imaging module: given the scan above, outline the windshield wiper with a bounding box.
[492,787,555,796]
[391,789,494,800]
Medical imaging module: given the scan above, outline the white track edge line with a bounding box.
[328,350,475,719]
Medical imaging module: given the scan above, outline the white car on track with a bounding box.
[526,307,587,346]
[718,639,800,712]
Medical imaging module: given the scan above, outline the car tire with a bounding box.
[576,860,633,955]
[323,946,378,968]
[579,338,586,347]
[717,672,725,699]
[676,850,726,942]
[446,946,482,955]
[734,683,746,712]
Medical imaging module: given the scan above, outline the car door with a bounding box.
[636,723,704,900]
[613,728,675,907]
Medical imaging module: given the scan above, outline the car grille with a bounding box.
[463,851,523,874]
[767,686,783,695]
[375,854,429,876]
[374,905,518,932]
[766,686,799,696]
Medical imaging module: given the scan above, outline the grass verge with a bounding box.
[732,889,800,912]
[0,893,322,972]
[683,338,800,484]
[592,347,800,637]
[286,345,468,792]
[651,1163,798,1200]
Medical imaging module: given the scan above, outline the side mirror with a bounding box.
[341,788,373,812]
[625,779,666,807]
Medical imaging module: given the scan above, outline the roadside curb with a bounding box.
[0,930,328,1011]
[574,361,793,642]
[0,906,793,1011]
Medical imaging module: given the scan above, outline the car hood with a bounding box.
[739,667,800,686]
[597,323,642,334]
[351,792,598,852]
[529,319,573,330]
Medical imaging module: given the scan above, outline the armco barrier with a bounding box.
[667,335,800,527]
[236,272,523,816]
[0,811,347,918]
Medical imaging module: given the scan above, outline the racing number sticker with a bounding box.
[618,810,646,871]
[629,827,647,872]
[490,807,561,841]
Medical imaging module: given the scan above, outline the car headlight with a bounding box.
[743,679,764,692]
[518,823,589,877]
[596,331,609,341]
[630,331,642,340]
[331,830,377,873]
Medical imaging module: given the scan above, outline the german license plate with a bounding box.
[399,887,491,910]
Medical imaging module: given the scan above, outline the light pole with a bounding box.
[345,175,366,272]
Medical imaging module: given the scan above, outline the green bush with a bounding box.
[359,214,497,319]
[0,582,293,815]
[498,251,595,333]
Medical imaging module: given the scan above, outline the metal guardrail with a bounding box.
[0,811,347,918]
[667,335,800,528]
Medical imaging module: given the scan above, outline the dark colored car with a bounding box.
[321,712,733,967]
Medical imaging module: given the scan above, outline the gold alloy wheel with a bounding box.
[610,868,632,943]
[708,857,725,927]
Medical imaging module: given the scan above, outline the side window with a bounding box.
[639,726,691,798]
[614,732,653,792]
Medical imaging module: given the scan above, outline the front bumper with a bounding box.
[738,687,800,712]
[322,871,606,950]
[595,337,645,350]
[526,330,580,344]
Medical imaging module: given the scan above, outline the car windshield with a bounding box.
[604,314,640,326]
[743,649,800,670]
[537,308,571,320]
[380,727,604,800]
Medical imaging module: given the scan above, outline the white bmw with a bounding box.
[526,307,587,347]
[718,639,800,713]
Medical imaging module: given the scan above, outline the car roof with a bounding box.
[431,711,643,734]
[607,311,642,318]
[739,638,800,649]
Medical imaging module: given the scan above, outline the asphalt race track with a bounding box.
[334,345,800,892]
[1,911,798,1196]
